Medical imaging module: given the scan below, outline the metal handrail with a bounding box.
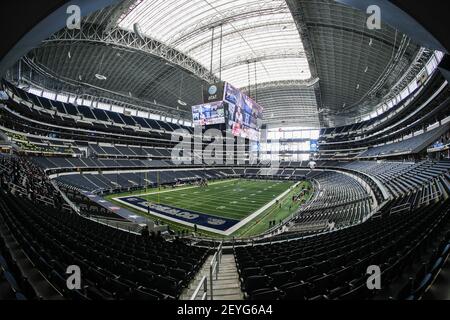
[390,202,412,215]
[190,242,223,301]
[209,242,223,300]
[190,276,208,301]
[419,190,442,207]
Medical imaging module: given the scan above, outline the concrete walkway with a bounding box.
[180,254,244,300]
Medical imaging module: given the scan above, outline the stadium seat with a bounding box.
[243,275,271,294]
[280,282,310,300]
[250,288,283,301]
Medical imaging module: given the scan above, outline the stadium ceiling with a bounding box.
[243,80,321,129]
[118,0,312,87]
[287,0,424,127]
[10,0,431,128]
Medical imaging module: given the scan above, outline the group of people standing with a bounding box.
[198,178,209,188]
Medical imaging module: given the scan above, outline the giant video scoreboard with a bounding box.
[192,82,264,141]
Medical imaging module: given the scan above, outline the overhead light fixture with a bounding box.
[68,51,71,59]
[177,99,187,106]
[95,74,107,81]
[133,23,145,42]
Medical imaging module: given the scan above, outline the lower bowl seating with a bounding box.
[235,199,450,300]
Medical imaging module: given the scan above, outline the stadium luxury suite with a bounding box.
[0,0,449,303]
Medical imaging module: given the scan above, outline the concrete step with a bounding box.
[217,274,239,280]
[217,272,239,277]
[218,266,237,272]
[219,294,244,300]
[189,280,239,289]
[212,279,241,286]
[211,287,242,296]
[186,276,240,286]
[180,254,244,301]
[185,282,240,294]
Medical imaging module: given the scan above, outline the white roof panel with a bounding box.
[119,0,312,88]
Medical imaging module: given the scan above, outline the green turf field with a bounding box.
[137,179,295,220]
[106,179,313,238]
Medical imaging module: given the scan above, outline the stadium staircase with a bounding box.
[180,254,244,300]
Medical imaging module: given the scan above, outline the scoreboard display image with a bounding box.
[224,82,264,141]
[192,82,264,141]
[192,101,226,126]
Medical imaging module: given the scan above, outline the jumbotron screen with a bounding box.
[192,101,226,126]
[224,82,264,141]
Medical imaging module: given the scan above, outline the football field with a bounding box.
[140,179,295,220]
[110,179,302,236]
